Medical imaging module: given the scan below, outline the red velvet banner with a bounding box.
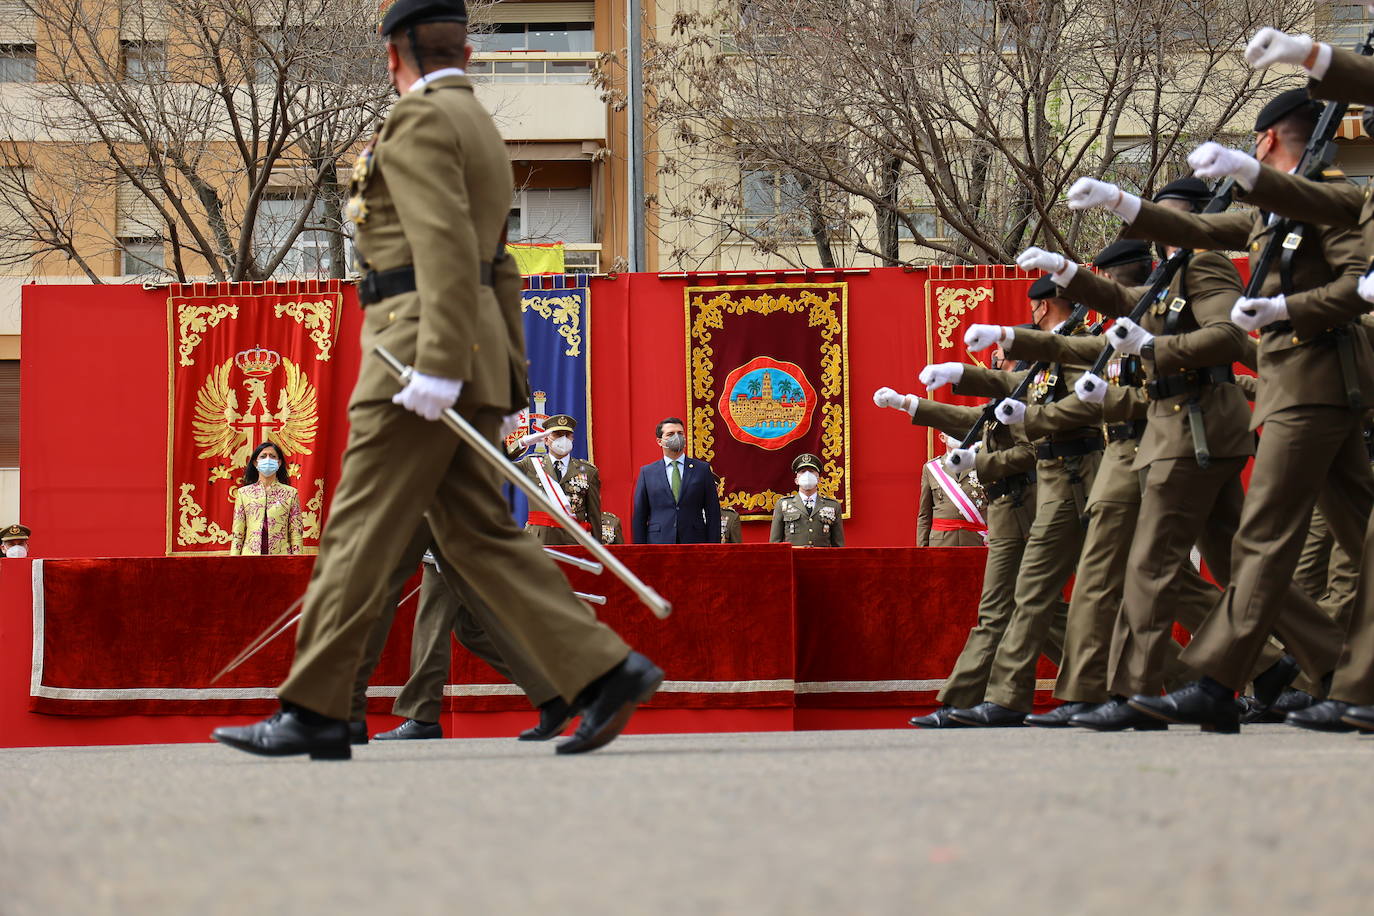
[167,281,349,555]
[685,282,850,520]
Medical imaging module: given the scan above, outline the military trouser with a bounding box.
[349,522,559,722]
[1110,455,1292,697]
[1181,407,1372,692]
[983,490,1094,713]
[1290,506,1362,694]
[1052,497,1138,703]
[281,402,628,721]
[936,535,1066,708]
[1294,507,1335,602]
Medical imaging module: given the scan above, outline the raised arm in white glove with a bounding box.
[392,372,464,421]
[1074,372,1108,404]
[1066,177,1142,223]
[1244,28,1330,78]
[518,428,554,449]
[1016,246,1078,285]
[1360,269,1374,306]
[1188,142,1260,192]
[1108,317,1154,355]
[1231,295,1288,333]
[943,444,979,479]
[964,324,1014,353]
[995,398,1027,425]
[873,386,919,417]
[919,362,964,392]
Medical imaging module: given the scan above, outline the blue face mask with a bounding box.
[257,458,280,476]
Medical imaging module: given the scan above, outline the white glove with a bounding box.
[964,324,1010,353]
[943,446,978,479]
[873,386,918,416]
[1188,142,1260,192]
[519,428,554,448]
[1231,295,1288,333]
[1359,269,1374,305]
[995,398,1027,425]
[1066,177,1141,222]
[392,372,463,421]
[1016,247,1067,275]
[1243,28,1315,70]
[1107,317,1154,356]
[1075,372,1108,405]
[500,411,523,440]
[919,362,964,392]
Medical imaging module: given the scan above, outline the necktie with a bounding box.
[671,460,682,502]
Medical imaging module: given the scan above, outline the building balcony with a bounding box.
[469,52,606,144]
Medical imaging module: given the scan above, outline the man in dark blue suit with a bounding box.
[631,417,720,544]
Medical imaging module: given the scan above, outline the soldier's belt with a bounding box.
[1106,420,1146,443]
[1036,436,1104,460]
[984,473,1032,501]
[526,511,591,532]
[358,262,494,305]
[1147,365,1233,400]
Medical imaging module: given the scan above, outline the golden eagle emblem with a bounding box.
[193,353,319,469]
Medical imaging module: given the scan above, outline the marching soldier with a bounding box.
[516,414,602,546]
[917,433,988,547]
[717,474,743,544]
[213,0,660,761]
[769,454,844,547]
[1065,87,1370,732]
[599,510,625,545]
[874,374,1056,728]
[1007,188,1298,730]
[919,277,1104,727]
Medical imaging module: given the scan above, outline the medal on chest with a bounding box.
[344,140,376,226]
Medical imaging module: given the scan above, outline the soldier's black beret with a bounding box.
[1092,240,1153,269]
[1153,176,1210,206]
[380,0,467,37]
[1254,88,1321,132]
[1028,275,1060,300]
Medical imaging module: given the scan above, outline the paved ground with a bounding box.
[2,726,1372,915]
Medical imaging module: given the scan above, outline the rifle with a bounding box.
[1078,178,1237,397]
[955,302,1091,451]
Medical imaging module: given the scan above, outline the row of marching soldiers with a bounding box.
[873,23,1374,735]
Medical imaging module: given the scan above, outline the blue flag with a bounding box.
[506,274,591,525]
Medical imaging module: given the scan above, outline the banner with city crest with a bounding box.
[166,281,345,555]
[503,274,592,524]
[686,282,850,520]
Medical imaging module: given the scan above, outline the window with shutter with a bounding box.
[521,188,592,243]
[116,175,162,237]
[0,360,17,468]
[0,2,35,45]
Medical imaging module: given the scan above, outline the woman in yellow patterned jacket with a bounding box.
[229,441,304,556]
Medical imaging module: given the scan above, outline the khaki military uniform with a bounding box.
[350,520,558,723]
[910,398,1065,709]
[1124,188,1370,692]
[720,507,742,543]
[917,461,987,547]
[599,511,625,545]
[769,494,843,546]
[517,454,602,546]
[278,74,629,720]
[953,350,1105,713]
[1309,46,1374,107]
[1057,255,1304,697]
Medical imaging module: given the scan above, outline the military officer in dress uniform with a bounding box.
[717,474,742,543]
[917,433,988,547]
[1,523,30,558]
[599,510,625,545]
[769,454,844,547]
[516,414,602,545]
[1067,87,1370,732]
[212,0,660,760]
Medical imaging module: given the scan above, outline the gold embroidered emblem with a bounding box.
[192,349,320,470]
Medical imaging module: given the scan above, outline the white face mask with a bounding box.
[549,437,573,457]
[797,471,819,490]
[5,544,27,558]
